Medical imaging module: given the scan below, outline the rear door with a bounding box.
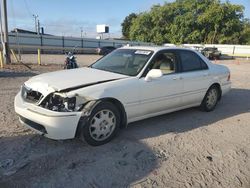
[177,49,211,106]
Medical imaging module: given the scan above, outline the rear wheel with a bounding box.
[80,102,120,146]
[200,86,219,112]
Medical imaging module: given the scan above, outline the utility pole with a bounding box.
[32,14,38,33]
[80,27,83,38]
[1,0,10,64]
[37,19,40,35]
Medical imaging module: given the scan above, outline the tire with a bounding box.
[80,101,121,146]
[200,86,219,112]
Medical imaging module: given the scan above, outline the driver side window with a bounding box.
[150,52,177,75]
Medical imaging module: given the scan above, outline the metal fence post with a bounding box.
[40,35,43,46]
[232,46,235,55]
[40,35,43,54]
[62,36,65,54]
[81,38,84,54]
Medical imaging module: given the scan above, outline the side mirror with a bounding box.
[145,69,163,82]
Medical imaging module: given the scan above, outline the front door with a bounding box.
[138,50,183,116]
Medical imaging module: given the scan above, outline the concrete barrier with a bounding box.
[181,44,250,57]
[7,32,250,57]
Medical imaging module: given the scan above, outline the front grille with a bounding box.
[21,85,43,103]
[19,116,47,134]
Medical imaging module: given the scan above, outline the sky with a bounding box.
[7,0,250,38]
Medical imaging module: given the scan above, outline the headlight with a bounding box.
[40,93,83,112]
[63,97,76,111]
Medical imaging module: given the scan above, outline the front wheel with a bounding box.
[200,86,219,112]
[79,102,120,146]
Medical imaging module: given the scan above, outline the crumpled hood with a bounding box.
[24,67,128,95]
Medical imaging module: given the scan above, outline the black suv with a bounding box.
[201,47,221,60]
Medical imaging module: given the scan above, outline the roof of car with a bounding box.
[121,46,194,53]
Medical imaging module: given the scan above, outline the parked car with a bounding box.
[15,47,231,146]
[191,45,204,52]
[96,46,116,55]
[201,47,221,60]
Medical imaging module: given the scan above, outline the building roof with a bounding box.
[10,28,52,36]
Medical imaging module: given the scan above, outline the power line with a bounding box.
[0,2,4,43]
[32,14,38,33]
[23,0,33,17]
[9,0,16,28]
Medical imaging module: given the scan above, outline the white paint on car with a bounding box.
[14,46,231,141]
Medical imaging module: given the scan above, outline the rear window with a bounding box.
[179,50,208,72]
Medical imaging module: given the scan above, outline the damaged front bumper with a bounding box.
[14,91,83,140]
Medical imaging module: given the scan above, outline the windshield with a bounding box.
[91,49,153,76]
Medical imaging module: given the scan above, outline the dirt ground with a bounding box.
[10,54,102,67]
[0,56,250,188]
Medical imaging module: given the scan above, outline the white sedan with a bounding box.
[15,46,231,146]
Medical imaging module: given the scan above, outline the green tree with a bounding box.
[121,13,137,39]
[240,19,250,44]
[129,13,153,42]
[197,1,244,44]
[123,0,247,45]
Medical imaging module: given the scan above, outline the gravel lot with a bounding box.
[0,56,250,188]
[12,54,102,67]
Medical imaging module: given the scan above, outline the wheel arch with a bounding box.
[100,97,128,129]
[75,97,128,138]
[208,83,222,100]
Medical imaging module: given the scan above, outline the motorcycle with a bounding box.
[64,51,78,69]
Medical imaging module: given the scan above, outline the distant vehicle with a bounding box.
[64,52,78,69]
[191,46,204,52]
[163,44,177,47]
[96,46,116,55]
[201,47,221,60]
[15,46,231,146]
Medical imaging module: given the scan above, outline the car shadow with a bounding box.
[122,88,250,139]
[218,55,234,60]
[0,135,158,187]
